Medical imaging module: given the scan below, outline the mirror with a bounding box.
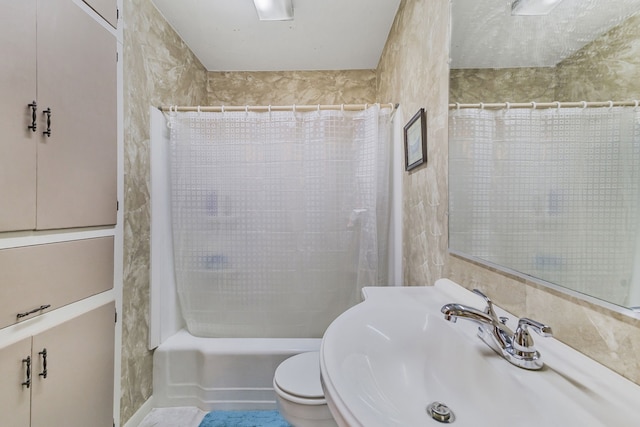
[448,0,640,309]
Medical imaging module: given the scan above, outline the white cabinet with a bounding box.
[0,0,117,232]
[0,0,118,424]
[0,303,116,427]
[0,1,37,231]
[82,0,119,28]
[0,338,31,426]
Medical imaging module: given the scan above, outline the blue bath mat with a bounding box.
[199,410,291,427]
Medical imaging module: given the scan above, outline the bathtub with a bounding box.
[150,110,323,410]
[153,329,322,410]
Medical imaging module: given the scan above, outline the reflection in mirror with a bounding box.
[448,0,640,309]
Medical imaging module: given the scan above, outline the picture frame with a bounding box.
[404,108,427,171]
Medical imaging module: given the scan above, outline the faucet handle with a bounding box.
[472,289,497,318]
[518,317,553,337]
[513,318,553,352]
[472,288,490,302]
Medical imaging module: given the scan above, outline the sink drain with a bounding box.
[426,402,455,423]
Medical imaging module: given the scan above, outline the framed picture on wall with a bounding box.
[404,108,427,171]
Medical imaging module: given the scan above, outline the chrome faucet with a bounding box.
[441,289,553,370]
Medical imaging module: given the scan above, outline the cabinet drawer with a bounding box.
[0,237,114,329]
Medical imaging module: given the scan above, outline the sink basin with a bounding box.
[319,279,640,427]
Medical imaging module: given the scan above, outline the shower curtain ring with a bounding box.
[608,101,614,109]
[555,101,561,110]
[581,101,587,109]
[531,102,537,109]
[505,102,510,111]
[245,105,249,115]
[455,102,460,110]
[480,102,485,109]
[166,105,175,129]
[221,105,225,113]
[635,100,639,110]
[293,104,296,113]
[197,105,201,114]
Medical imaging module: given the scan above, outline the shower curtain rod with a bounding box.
[449,100,640,110]
[159,103,398,113]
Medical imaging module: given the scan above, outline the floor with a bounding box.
[137,407,207,427]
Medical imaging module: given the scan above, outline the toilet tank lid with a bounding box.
[274,351,324,399]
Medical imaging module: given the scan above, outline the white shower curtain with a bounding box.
[449,106,640,306]
[168,106,392,337]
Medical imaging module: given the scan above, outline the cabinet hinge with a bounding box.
[116,51,119,62]
[115,309,118,324]
[117,200,119,211]
[116,8,119,20]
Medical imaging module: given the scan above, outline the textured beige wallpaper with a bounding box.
[556,13,640,101]
[208,70,377,105]
[449,67,556,103]
[444,7,640,384]
[377,0,451,288]
[121,0,208,423]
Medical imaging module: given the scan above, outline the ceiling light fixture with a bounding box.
[511,0,563,16]
[253,0,294,21]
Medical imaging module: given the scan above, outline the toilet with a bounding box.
[273,352,338,427]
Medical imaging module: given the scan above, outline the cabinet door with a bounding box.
[82,0,118,28]
[0,338,32,427]
[36,0,117,230]
[30,302,115,427]
[0,237,114,329]
[0,0,37,232]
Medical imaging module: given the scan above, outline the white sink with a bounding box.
[320,279,640,427]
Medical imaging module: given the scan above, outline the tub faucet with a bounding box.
[441,289,553,370]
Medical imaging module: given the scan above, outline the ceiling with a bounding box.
[151,0,401,71]
[151,0,639,72]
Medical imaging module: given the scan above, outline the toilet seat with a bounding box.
[274,352,338,427]
[274,352,326,405]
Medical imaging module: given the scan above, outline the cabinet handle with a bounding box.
[43,108,52,137]
[38,348,47,379]
[22,356,31,388]
[16,304,51,320]
[28,101,37,132]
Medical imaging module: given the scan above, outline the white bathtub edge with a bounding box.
[153,330,322,411]
[122,396,155,427]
